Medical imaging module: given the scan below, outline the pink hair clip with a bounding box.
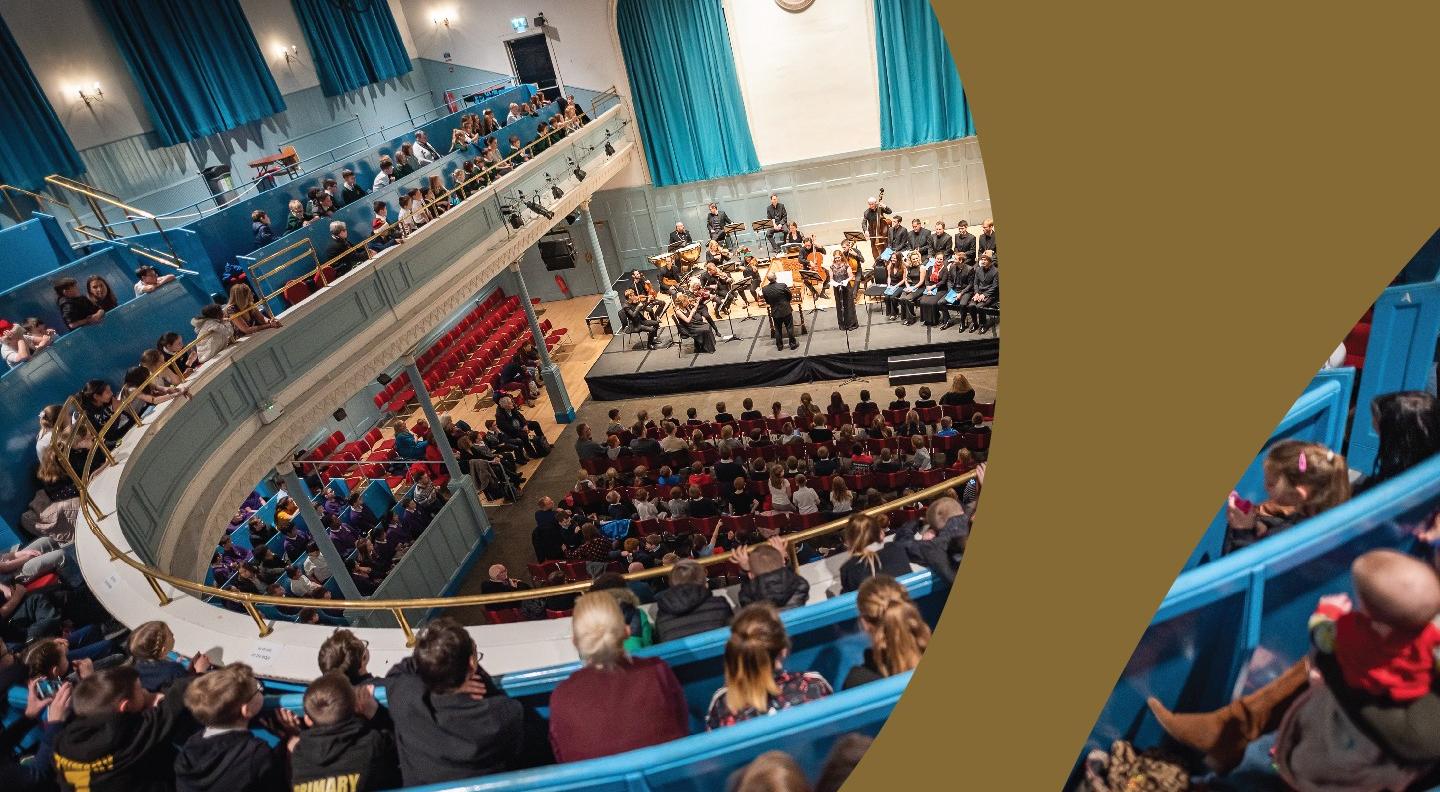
[1297,452,1308,473]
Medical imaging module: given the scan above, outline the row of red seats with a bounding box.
[572,466,973,511]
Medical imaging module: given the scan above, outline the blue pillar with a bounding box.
[402,356,466,490]
[279,462,362,600]
[580,200,622,334]
[509,262,576,423]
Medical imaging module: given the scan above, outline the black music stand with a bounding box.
[750,219,774,256]
[723,222,745,249]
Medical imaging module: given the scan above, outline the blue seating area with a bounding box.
[180,84,538,288]
[0,213,75,284]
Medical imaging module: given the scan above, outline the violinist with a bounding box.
[621,289,665,349]
[627,269,657,299]
[702,262,735,316]
[705,238,733,269]
[841,238,868,285]
[674,293,716,353]
[732,251,761,310]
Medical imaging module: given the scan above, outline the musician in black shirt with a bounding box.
[656,258,683,294]
[705,202,732,242]
[886,215,911,255]
[939,254,976,331]
[862,196,891,236]
[797,236,829,301]
[978,217,997,261]
[899,251,925,325]
[728,252,761,311]
[669,222,693,250]
[963,253,999,333]
[765,194,789,249]
[952,219,978,261]
[621,289,664,348]
[932,220,954,259]
[908,218,933,259]
[761,273,799,351]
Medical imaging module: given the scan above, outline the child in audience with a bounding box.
[174,663,290,791]
[54,665,194,791]
[1223,440,1351,554]
[86,276,118,311]
[191,304,235,365]
[704,603,832,729]
[53,277,105,330]
[291,672,399,792]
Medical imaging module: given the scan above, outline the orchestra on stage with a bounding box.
[617,193,998,354]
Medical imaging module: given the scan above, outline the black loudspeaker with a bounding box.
[376,373,392,386]
[538,231,577,272]
[332,408,347,422]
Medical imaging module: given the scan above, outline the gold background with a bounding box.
[849,2,1440,789]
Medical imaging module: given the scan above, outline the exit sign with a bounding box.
[511,17,528,32]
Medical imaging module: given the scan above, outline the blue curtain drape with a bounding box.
[874,0,976,149]
[92,0,285,147]
[291,0,413,97]
[0,15,85,190]
[616,0,759,187]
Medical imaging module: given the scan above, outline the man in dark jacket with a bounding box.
[892,496,970,586]
[735,541,810,610]
[713,450,746,485]
[574,423,607,461]
[385,619,551,785]
[531,497,568,561]
[494,395,550,458]
[322,221,373,276]
[653,560,734,642]
[291,672,400,792]
[54,666,195,792]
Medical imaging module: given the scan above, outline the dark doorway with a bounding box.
[506,34,559,92]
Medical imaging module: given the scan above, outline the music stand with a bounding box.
[750,219,774,256]
[843,231,867,243]
[723,222,745,249]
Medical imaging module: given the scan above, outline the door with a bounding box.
[506,34,559,92]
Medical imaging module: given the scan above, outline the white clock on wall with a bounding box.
[775,0,816,11]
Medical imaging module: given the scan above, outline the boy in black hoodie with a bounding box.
[173,663,289,792]
[735,540,811,610]
[385,618,552,786]
[55,665,194,792]
[290,672,399,792]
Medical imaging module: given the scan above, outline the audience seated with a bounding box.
[547,592,689,763]
[705,603,832,729]
[653,559,734,642]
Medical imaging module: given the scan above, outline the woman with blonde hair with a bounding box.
[843,575,930,689]
[730,751,812,792]
[547,593,689,762]
[838,512,912,593]
[705,603,832,729]
[225,283,280,335]
[941,373,976,405]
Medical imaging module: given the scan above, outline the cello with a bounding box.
[866,187,891,262]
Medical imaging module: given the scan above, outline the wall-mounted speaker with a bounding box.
[332,408,347,422]
[376,373,392,386]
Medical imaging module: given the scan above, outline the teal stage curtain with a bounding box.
[93,0,286,147]
[291,0,413,98]
[0,14,85,189]
[874,0,976,148]
[616,0,760,187]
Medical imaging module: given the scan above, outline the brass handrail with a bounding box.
[44,175,181,264]
[589,86,622,118]
[239,109,625,310]
[72,224,194,273]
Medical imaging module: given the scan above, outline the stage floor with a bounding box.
[584,300,999,400]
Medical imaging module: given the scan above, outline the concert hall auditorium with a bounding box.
[0,1,991,789]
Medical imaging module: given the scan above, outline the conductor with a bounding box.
[762,273,799,351]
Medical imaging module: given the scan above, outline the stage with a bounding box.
[583,298,999,401]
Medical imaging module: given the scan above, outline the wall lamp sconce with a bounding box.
[278,44,299,65]
[432,10,455,28]
[77,82,104,107]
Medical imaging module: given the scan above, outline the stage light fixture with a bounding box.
[564,210,581,225]
[524,194,555,220]
[604,133,615,157]
[568,156,586,182]
[550,183,564,200]
[507,210,524,229]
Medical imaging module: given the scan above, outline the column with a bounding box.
[278,462,362,600]
[580,200,622,334]
[402,356,466,489]
[509,262,576,423]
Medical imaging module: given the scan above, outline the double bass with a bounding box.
[866,187,892,262]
